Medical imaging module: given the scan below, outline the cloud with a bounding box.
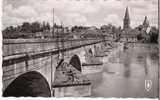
[3,4,38,28]
[32,0,99,14]
[2,0,158,29]
[2,0,99,29]
[12,6,37,19]
[98,0,124,9]
[104,14,122,27]
[129,0,149,9]
[129,0,158,28]
[3,14,25,28]
[63,13,87,26]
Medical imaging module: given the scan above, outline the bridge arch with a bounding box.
[3,71,51,97]
[69,55,82,72]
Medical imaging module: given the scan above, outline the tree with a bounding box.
[136,25,143,31]
[149,27,159,43]
[42,21,46,31]
[3,21,52,38]
[42,21,50,31]
[46,22,50,30]
[137,34,143,41]
[21,22,31,33]
[31,22,41,33]
[3,26,18,38]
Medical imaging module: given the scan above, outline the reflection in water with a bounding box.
[124,67,130,78]
[144,65,148,75]
[137,55,144,62]
[123,51,131,78]
[87,44,158,98]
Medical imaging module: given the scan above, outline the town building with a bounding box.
[120,30,138,43]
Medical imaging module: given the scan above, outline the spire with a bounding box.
[123,6,130,29]
[124,6,130,20]
[143,16,149,27]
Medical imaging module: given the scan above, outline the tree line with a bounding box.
[3,21,50,39]
[3,21,159,44]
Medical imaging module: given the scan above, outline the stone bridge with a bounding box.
[2,39,110,97]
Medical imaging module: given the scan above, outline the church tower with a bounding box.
[143,16,149,31]
[123,7,130,30]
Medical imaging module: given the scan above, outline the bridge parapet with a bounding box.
[3,39,103,57]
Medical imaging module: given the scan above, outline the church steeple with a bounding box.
[143,16,149,28]
[123,6,130,30]
[124,7,130,20]
[142,16,149,31]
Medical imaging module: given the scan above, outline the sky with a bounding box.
[2,0,158,29]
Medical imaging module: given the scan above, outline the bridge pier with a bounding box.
[52,61,92,97]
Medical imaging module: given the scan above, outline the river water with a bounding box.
[87,43,159,98]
